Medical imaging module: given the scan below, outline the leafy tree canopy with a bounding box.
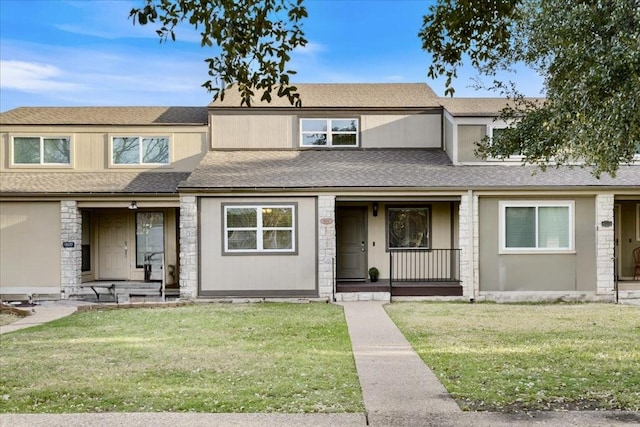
[130,0,307,106]
[421,0,640,177]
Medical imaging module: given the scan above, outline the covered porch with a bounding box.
[334,197,463,298]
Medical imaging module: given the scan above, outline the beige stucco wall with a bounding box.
[1,126,208,172]
[0,202,61,291]
[210,113,441,149]
[457,125,486,162]
[478,196,597,292]
[199,197,318,297]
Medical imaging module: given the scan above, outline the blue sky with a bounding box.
[0,0,544,112]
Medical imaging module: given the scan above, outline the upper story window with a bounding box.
[300,118,358,147]
[224,204,296,254]
[500,201,574,253]
[12,136,70,165]
[488,125,523,160]
[112,136,169,165]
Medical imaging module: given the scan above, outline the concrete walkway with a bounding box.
[340,301,461,422]
[2,300,640,426]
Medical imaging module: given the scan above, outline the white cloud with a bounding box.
[0,60,85,92]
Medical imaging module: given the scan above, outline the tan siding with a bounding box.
[199,197,317,295]
[478,196,596,292]
[212,115,293,149]
[1,126,207,172]
[0,202,61,289]
[457,125,486,162]
[361,114,441,148]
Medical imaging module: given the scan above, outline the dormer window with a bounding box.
[112,136,169,165]
[300,118,358,147]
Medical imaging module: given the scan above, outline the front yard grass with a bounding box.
[0,303,363,413]
[386,302,640,412]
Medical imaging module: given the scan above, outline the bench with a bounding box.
[79,283,116,301]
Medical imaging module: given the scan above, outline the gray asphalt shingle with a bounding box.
[182,149,640,190]
[0,172,190,194]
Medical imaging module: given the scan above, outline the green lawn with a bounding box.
[0,303,363,413]
[386,302,640,412]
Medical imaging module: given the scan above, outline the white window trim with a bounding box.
[110,135,171,166]
[299,118,359,147]
[486,125,523,162]
[11,135,72,167]
[223,204,296,254]
[499,200,575,254]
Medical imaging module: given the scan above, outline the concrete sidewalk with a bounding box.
[0,300,86,334]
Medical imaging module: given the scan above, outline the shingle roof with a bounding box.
[209,83,441,108]
[439,98,546,116]
[181,149,640,190]
[0,172,190,194]
[0,107,208,125]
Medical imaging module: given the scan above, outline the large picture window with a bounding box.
[500,201,574,252]
[387,207,430,249]
[13,136,70,165]
[224,205,296,253]
[300,118,358,147]
[112,136,169,165]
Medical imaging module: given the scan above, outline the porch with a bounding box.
[334,199,464,298]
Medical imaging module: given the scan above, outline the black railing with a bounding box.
[389,248,461,287]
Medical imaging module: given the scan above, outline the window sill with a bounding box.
[499,249,576,255]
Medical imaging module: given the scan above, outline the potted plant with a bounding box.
[368,267,379,282]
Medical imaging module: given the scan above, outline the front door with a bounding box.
[98,211,129,280]
[337,207,367,280]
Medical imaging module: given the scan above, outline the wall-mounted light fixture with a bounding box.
[128,201,138,210]
[372,202,379,217]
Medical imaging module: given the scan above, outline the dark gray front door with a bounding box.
[336,207,366,280]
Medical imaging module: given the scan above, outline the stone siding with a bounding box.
[317,195,336,299]
[179,196,198,299]
[60,200,81,299]
[595,193,615,295]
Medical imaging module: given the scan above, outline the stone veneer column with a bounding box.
[458,192,474,299]
[60,200,81,299]
[595,193,615,296]
[317,195,336,299]
[179,195,198,299]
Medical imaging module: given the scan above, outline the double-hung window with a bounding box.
[12,136,70,165]
[112,136,169,165]
[387,207,430,249]
[300,118,358,147]
[500,201,574,252]
[224,204,296,254]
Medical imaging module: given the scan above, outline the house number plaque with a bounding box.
[320,218,333,225]
[62,242,75,248]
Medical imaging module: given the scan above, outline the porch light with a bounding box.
[128,201,138,210]
[372,202,378,217]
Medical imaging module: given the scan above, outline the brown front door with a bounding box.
[336,207,367,280]
[98,211,129,280]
